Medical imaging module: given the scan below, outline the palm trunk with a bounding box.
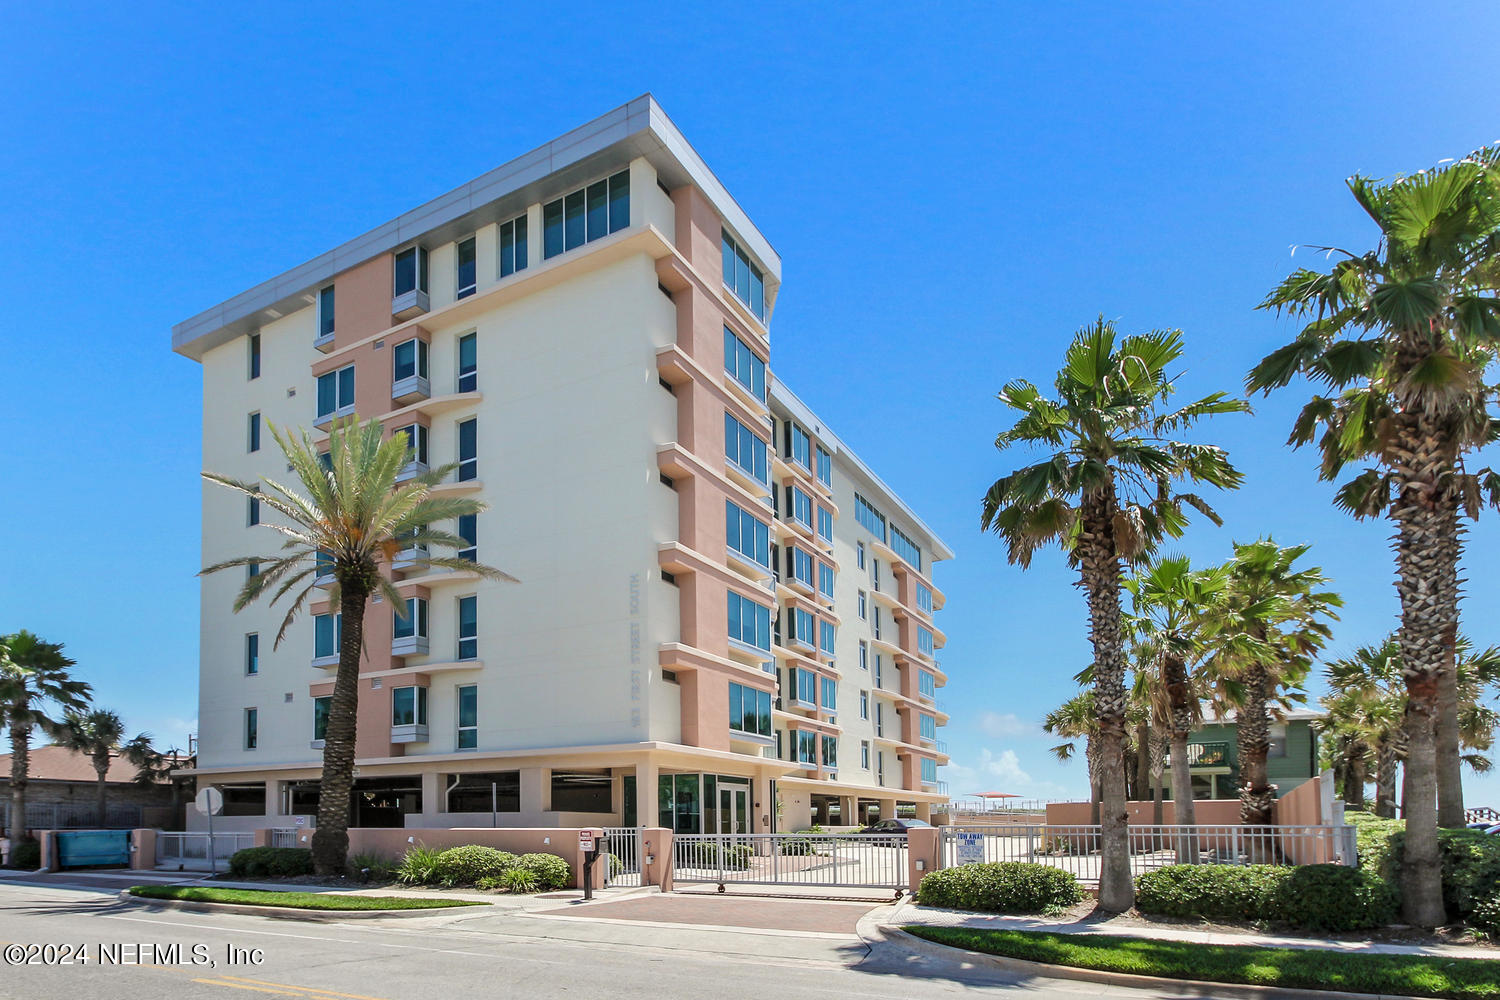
[1375,735,1401,819]
[7,708,30,843]
[1237,663,1275,826]
[1342,745,1367,811]
[1078,487,1133,912]
[1435,499,1464,827]
[1389,399,1452,928]
[94,751,110,827]
[1169,731,1198,863]
[1086,737,1101,826]
[311,581,369,876]
[1135,721,1151,803]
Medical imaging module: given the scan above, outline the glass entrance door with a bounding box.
[718,787,748,834]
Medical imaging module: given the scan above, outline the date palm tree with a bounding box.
[1126,555,1228,860]
[982,317,1247,910]
[1211,540,1339,827]
[0,632,91,842]
[1248,149,1500,925]
[202,417,517,875]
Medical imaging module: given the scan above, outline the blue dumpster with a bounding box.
[55,830,131,868]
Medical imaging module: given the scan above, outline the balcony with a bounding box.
[390,723,428,744]
[1167,741,1230,767]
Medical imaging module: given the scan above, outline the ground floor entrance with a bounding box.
[657,773,755,834]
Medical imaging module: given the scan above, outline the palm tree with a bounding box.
[202,417,517,875]
[1043,692,1100,823]
[981,318,1247,910]
[0,632,91,842]
[1211,540,1339,827]
[57,709,156,826]
[1248,150,1500,926]
[1126,555,1227,852]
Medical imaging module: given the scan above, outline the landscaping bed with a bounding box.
[128,885,486,911]
[904,926,1500,999]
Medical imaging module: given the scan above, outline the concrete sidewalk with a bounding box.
[886,896,1500,961]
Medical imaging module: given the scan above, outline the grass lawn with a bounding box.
[904,926,1500,1000]
[128,885,487,911]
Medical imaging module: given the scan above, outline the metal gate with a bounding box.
[55,830,131,869]
[601,827,643,887]
[156,832,255,872]
[672,832,907,895]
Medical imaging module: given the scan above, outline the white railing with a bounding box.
[673,832,907,891]
[155,832,255,872]
[601,827,643,887]
[940,824,1356,882]
[270,829,303,849]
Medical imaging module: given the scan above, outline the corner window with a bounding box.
[818,563,835,599]
[921,757,938,782]
[724,413,768,483]
[727,591,772,652]
[244,708,258,750]
[918,626,935,658]
[796,730,817,764]
[392,686,427,727]
[313,696,330,741]
[458,595,478,659]
[456,237,477,299]
[790,608,815,648]
[854,493,887,542]
[820,620,836,656]
[316,365,355,420]
[821,735,837,769]
[919,671,936,699]
[393,597,429,640]
[396,424,429,468]
[394,246,429,296]
[723,326,767,402]
[728,682,773,737]
[317,285,335,340]
[726,500,770,567]
[816,445,831,487]
[245,633,259,675]
[457,684,477,749]
[820,676,837,712]
[499,214,528,277]
[543,170,629,259]
[916,583,934,614]
[721,229,766,322]
[314,613,342,658]
[248,412,261,453]
[393,338,429,383]
[920,714,937,741]
[891,525,922,573]
[457,332,477,393]
[816,507,833,542]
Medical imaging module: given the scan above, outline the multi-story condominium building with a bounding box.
[173,96,951,836]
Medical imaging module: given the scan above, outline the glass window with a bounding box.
[787,424,811,468]
[544,170,628,259]
[818,563,834,598]
[919,670,936,699]
[446,771,520,812]
[457,514,477,562]
[458,595,478,659]
[720,229,766,322]
[854,493,887,541]
[861,741,870,769]
[820,620,836,656]
[724,412,768,483]
[456,237,477,298]
[817,507,833,542]
[499,214,528,277]
[247,495,260,526]
[458,333,477,393]
[858,592,867,620]
[392,686,427,727]
[891,525,922,573]
[728,683,772,737]
[922,757,938,782]
[314,613,342,658]
[860,690,869,719]
[725,500,770,567]
[318,285,335,339]
[394,246,428,296]
[820,677,837,712]
[457,685,477,749]
[248,334,261,379]
[244,708,258,750]
[393,597,428,639]
[316,365,355,419]
[796,730,817,764]
[859,640,868,670]
[789,487,812,527]
[816,445,831,487]
[821,735,837,768]
[918,626,935,657]
[396,424,429,467]
[791,608,815,647]
[727,591,771,651]
[458,419,477,481]
[393,338,428,382]
[248,412,260,453]
[790,547,813,587]
[313,696,330,741]
[916,583,934,614]
[722,327,767,402]
[245,633,259,675]
[552,770,612,812]
[1268,723,1288,758]
[857,542,866,570]
[920,714,937,741]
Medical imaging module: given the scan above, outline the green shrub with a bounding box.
[226,846,313,878]
[515,853,573,890]
[1471,891,1500,935]
[395,844,443,884]
[1266,864,1398,932]
[917,862,1084,913]
[1135,865,1289,921]
[680,841,753,870]
[433,846,516,887]
[603,852,624,877]
[5,838,40,870]
[779,837,816,856]
[499,868,539,893]
[347,852,396,881]
[1366,825,1500,922]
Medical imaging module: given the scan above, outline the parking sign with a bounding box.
[955,831,984,865]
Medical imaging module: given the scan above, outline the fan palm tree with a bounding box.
[1043,692,1100,823]
[57,709,156,826]
[0,632,91,842]
[202,416,518,875]
[1211,540,1339,828]
[1248,149,1500,925]
[1126,555,1227,852]
[982,318,1247,910]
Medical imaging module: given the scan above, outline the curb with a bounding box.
[868,920,1428,1000]
[116,890,490,922]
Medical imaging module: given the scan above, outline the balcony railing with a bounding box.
[1165,741,1229,767]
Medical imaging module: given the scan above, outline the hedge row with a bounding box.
[227,847,315,878]
[917,862,1084,913]
[1134,864,1397,932]
[395,844,573,891]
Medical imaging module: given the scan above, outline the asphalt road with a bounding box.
[0,879,1185,1000]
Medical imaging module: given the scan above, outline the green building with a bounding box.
[1165,709,1323,800]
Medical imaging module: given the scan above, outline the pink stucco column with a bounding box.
[906,826,940,895]
[642,828,673,892]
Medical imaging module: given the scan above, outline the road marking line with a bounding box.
[192,979,333,998]
[222,976,391,1000]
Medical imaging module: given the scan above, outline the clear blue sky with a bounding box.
[4,2,1500,808]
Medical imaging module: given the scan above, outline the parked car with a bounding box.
[857,818,932,834]
[1484,823,1500,836]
